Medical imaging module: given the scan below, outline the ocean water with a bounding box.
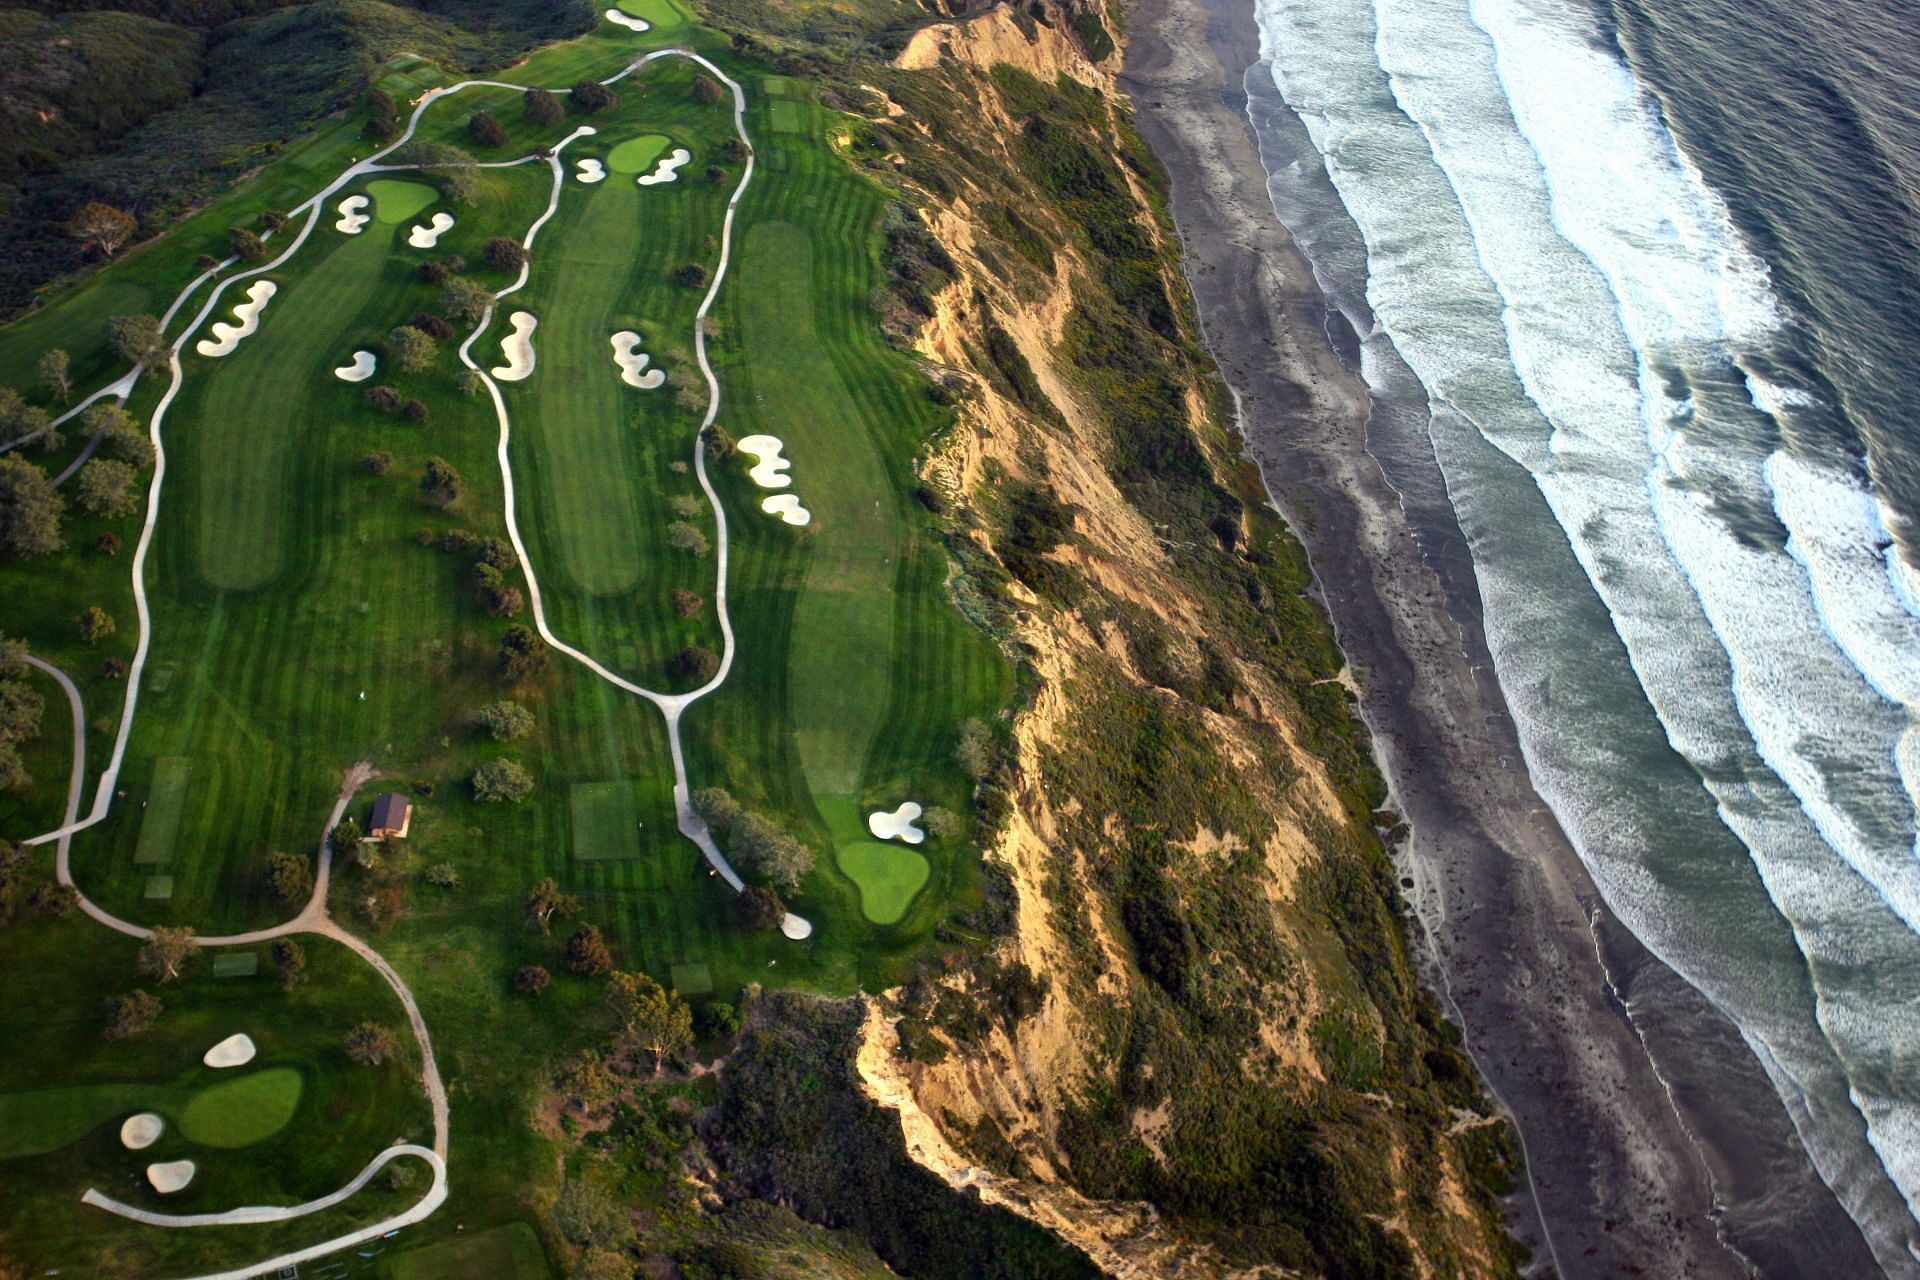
[1242,0,1920,1269]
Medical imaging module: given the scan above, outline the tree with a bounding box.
[67,203,136,257]
[137,926,199,984]
[364,88,399,141]
[0,389,48,448]
[525,878,581,934]
[229,226,266,262]
[956,718,993,780]
[263,851,313,904]
[91,404,154,467]
[671,262,709,289]
[689,73,725,105]
[666,520,708,555]
[441,276,494,323]
[425,862,460,890]
[553,1049,616,1114]
[386,325,439,374]
[704,165,727,185]
[397,142,480,205]
[498,625,547,681]
[696,1001,741,1037]
[514,963,552,995]
[330,817,362,856]
[484,237,528,273]
[525,86,564,127]
[30,882,77,918]
[566,923,613,975]
[103,989,163,1040]
[403,398,430,424]
[469,110,508,148]
[570,80,618,113]
[0,840,25,921]
[36,349,71,405]
[695,791,813,893]
[667,646,718,684]
[365,385,403,413]
[271,937,308,990]
[737,884,784,930]
[670,588,703,618]
[606,971,692,1071]
[472,758,534,803]
[417,259,449,285]
[458,368,487,397]
[105,314,166,366]
[344,1021,398,1065]
[0,456,64,558]
[359,450,393,475]
[420,457,464,508]
[922,806,960,840]
[411,312,455,342]
[474,700,534,740]
[77,607,116,646]
[74,459,139,518]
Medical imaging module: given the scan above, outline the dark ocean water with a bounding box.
[1240,0,1920,1271]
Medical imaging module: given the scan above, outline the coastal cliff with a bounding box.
[707,1,1526,1272]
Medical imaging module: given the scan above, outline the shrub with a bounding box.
[671,262,709,289]
[498,625,547,681]
[228,226,265,262]
[419,457,464,508]
[344,1021,398,1065]
[666,521,708,555]
[690,73,724,105]
[484,237,528,272]
[411,312,455,342]
[358,451,393,475]
[514,963,552,995]
[271,938,307,990]
[469,110,507,148]
[472,758,534,803]
[473,699,534,740]
[417,260,449,285]
[263,851,312,904]
[76,607,115,645]
[570,80,617,113]
[441,276,493,322]
[386,325,438,374]
[402,399,429,423]
[103,990,162,1040]
[525,87,563,126]
[738,885,784,930]
[365,385,403,413]
[668,646,719,684]
[670,588,703,618]
[566,924,612,975]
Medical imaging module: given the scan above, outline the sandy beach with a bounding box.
[1119,0,1882,1273]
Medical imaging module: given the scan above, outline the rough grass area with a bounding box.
[385,1221,551,1278]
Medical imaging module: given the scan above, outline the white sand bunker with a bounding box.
[147,1160,196,1193]
[736,435,791,488]
[868,801,925,844]
[334,194,370,234]
[610,331,665,389]
[605,8,651,30]
[195,281,277,358]
[762,494,812,526]
[120,1113,165,1150]
[636,148,692,187]
[492,311,537,382]
[203,1032,257,1069]
[576,158,607,184]
[781,912,813,940]
[407,212,455,248]
[334,350,377,382]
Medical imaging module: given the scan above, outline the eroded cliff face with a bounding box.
[823,6,1523,1277]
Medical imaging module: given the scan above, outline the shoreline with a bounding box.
[1117,0,1882,1274]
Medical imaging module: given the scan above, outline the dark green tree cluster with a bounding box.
[691,789,814,893]
[0,634,43,793]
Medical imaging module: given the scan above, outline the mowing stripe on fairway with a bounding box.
[132,756,192,864]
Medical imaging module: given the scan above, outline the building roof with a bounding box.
[370,793,412,831]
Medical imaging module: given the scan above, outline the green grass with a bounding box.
[367,180,442,225]
[570,780,641,861]
[133,756,192,864]
[615,0,689,25]
[835,842,929,925]
[670,960,714,996]
[177,1066,305,1147]
[385,1221,551,1279]
[0,1080,178,1159]
[770,99,803,133]
[606,132,672,174]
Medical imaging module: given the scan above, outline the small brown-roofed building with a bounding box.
[368,793,413,840]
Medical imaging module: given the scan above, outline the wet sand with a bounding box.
[1119,0,1881,1273]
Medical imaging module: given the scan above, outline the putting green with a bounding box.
[133,757,192,865]
[606,134,671,174]
[570,781,641,861]
[836,841,930,925]
[177,1067,303,1148]
[615,0,685,25]
[366,179,438,225]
